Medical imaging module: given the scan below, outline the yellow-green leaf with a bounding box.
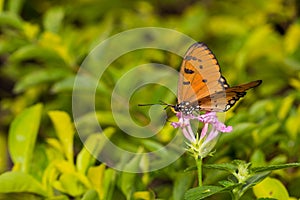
[278,95,294,120]
[253,177,289,199]
[87,164,106,199]
[0,171,47,196]
[76,128,115,174]
[133,191,155,200]
[48,111,74,163]
[8,103,43,172]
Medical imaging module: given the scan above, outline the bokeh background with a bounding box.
[0,0,299,199]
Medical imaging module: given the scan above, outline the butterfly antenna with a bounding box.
[158,100,175,110]
[138,103,157,106]
[138,100,174,110]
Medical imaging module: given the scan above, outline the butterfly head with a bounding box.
[174,101,200,115]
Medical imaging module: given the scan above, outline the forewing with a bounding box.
[177,42,229,104]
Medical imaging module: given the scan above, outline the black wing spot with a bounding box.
[237,92,246,97]
[184,68,194,74]
[199,65,203,69]
[185,56,197,61]
[202,79,207,83]
[183,81,190,85]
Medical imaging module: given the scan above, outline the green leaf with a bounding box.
[173,172,194,200]
[7,0,25,14]
[218,123,257,144]
[43,7,64,33]
[0,132,8,173]
[81,189,99,200]
[103,168,116,200]
[253,122,281,146]
[184,185,230,200]
[253,177,290,199]
[252,163,300,173]
[119,170,137,198]
[52,173,87,197]
[250,149,266,167]
[204,162,238,173]
[0,12,23,29]
[76,128,115,174]
[9,44,66,65]
[52,75,108,94]
[8,103,43,172]
[241,171,271,195]
[0,193,44,200]
[48,111,74,164]
[0,171,47,196]
[14,68,70,93]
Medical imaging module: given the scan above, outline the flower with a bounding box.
[171,112,232,158]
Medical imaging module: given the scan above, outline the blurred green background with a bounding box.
[0,0,300,199]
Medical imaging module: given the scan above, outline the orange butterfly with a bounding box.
[139,42,262,114]
[173,42,262,114]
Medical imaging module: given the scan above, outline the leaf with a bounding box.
[52,173,87,197]
[284,23,300,53]
[204,162,238,173]
[250,149,266,167]
[0,133,7,173]
[133,191,155,200]
[252,163,300,173]
[48,111,74,164]
[7,0,25,14]
[81,189,99,200]
[0,171,47,196]
[218,122,257,144]
[52,75,108,94]
[173,172,194,200]
[241,171,271,195]
[253,177,289,199]
[184,185,230,200]
[14,68,70,93]
[103,168,116,200]
[0,193,44,200]
[43,7,64,33]
[8,103,43,172]
[0,12,23,29]
[76,128,115,174]
[9,44,66,65]
[87,164,106,199]
[278,95,294,120]
[285,113,300,140]
[253,122,280,146]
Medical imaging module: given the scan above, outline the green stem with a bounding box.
[231,188,240,200]
[196,156,203,187]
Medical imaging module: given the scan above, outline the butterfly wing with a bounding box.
[197,80,262,111]
[178,42,229,104]
[178,42,262,112]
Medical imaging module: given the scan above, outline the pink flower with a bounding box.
[171,112,232,158]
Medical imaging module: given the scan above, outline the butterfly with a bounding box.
[140,42,262,114]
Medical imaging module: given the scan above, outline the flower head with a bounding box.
[171,112,232,158]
